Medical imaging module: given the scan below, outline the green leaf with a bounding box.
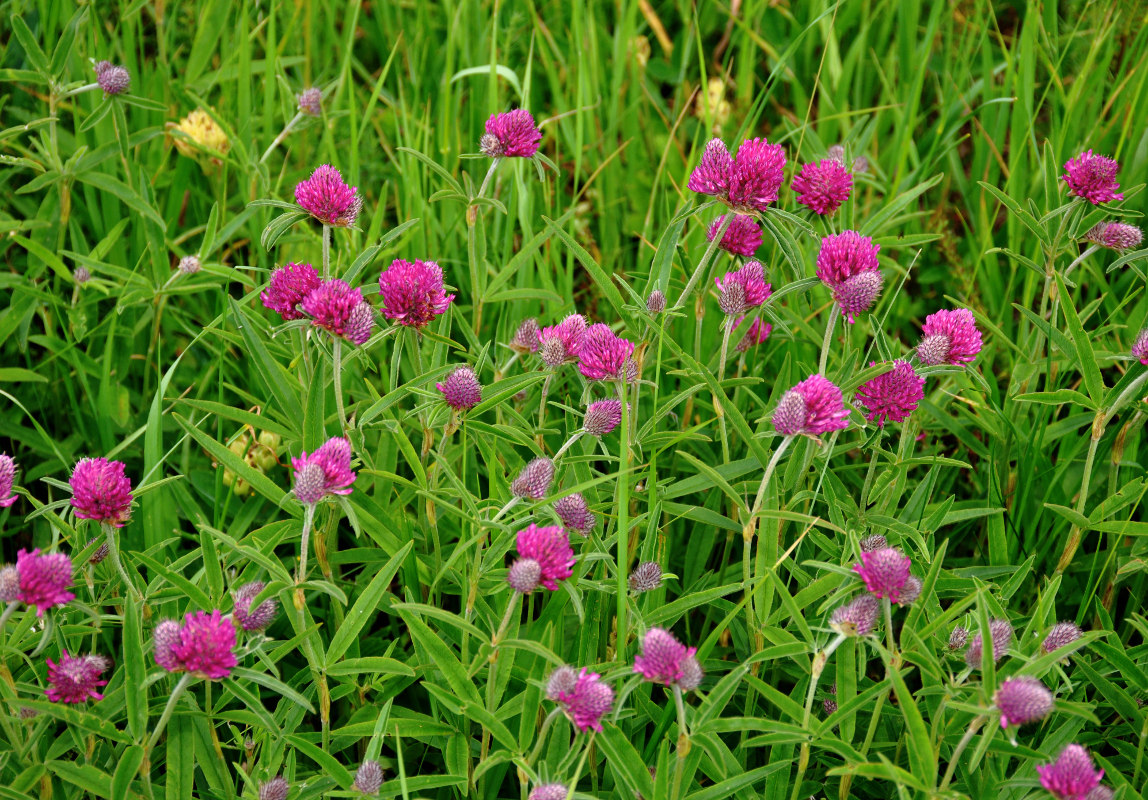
[889,666,936,788]
[227,298,305,424]
[398,608,482,706]
[123,594,148,741]
[598,722,656,799]
[325,542,412,665]
[77,172,168,231]
[1052,270,1105,403]
[977,180,1049,245]
[111,746,145,800]
[174,414,291,510]
[543,215,631,328]
[397,146,464,195]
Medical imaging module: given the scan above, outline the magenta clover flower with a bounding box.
[688,137,787,213]
[577,323,635,382]
[917,308,983,366]
[0,453,18,508]
[584,399,623,436]
[707,214,762,256]
[539,314,588,367]
[855,360,925,426]
[294,164,363,226]
[155,610,238,680]
[1062,150,1123,205]
[300,280,374,345]
[261,262,321,321]
[16,548,75,617]
[1037,744,1104,800]
[633,627,698,686]
[816,231,882,323]
[791,158,853,215]
[735,317,772,353]
[852,547,912,603]
[513,524,575,592]
[994,676,1053,728]
[554,493,596,536]
[771,374,850,437]
[291,437,356,505]
[70,457,134,527]
[1131,328,1148,366]
[480,109,543,158]
[437,366,483,411]
[377,258,454,329]
[95,61,130,95]
[45,651,110,704]
[549,667,614,732]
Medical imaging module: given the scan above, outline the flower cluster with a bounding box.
[772,374,850,437]
[295,164,363,226]
[546,665,614,732]
[154,610,238,680]
[292,437,357,505]
[688,137,787,212]
[70,457,133,527]
[816,231,882,322]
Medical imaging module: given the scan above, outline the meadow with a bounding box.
[1,1,1147,798]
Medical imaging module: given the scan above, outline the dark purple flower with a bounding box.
[95,61,130,95]
[1042,621,1083,656]
[735,317,772,353]
[45,651,109,703]
[232,582,279,632]
[634,627,696,685]
[830,594,880,636]
[965,619,1013,669]
[511,457,554,500]
[584,399,622,436]
[994,676,1053,728]
[647,290,666,314]
[0,454,17,508]
[628,561,663,594]
[554,493,596,535]
[1084,221,1142,251]
[1038,744,1104,799]
[437,366,483,410]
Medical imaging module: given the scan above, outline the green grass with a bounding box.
[2,1,1148,798]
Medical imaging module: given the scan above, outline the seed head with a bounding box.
[965,619,1013,669]
[853,547,912,602]
[896,575,923,607]
[718,281,746,316]
[178,255,201,274]
[1084,221,1142,251]
[948,626,969,651]
[511,457,554,500]
[0,453,16,508]
[437,366,483,411]
[855,360,924,426]
[153,620,183,672]
[353,760,384,795]
[529,785,568,800]
[678,654,704,691]
[823,685,838,715]
[554,493,596,535]
[259,777,290,800]
[629,561,663,594]
[377,258,454,329]
[74,267,91,284]
[70,457,134,527]
[297,87,323,116]
[481,109,542,158]
[261,262,321,321]
[232,582,278,632]
[546,666,579,701]
[1085,787,1114,800]
[714,260,771,315]
[584,399,623,436]
[830,594,880,637]
[294,164,362,227]
[646,290,666,314]
[827,145,845,163]
[816,231,882,322]
[994,676,1053,728]
[1062,150,1123,205]
[538,314,588,365]
[561,668,614,731]
[507,558,543,594]
[860,534,887,552]
[1042,621,1083,657]
[95,60,131,95]
[791,158,854,215]
[0,565,18,603]
[511,318,541,354]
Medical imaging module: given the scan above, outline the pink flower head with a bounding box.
[294,164,363,226]
[153,620,182,672]
[1084,221,1142,251]
[260,777,290,800]
[852,547,912,602]
[167,610,238,680]
[291,437,356,505]
[965,619,1013,669]
[861,534,888,552]
[539,314,588,367]
[261,262,321,321]
[554,493,596,535]
[377,258,454,328]
[633,627,696,685]
[1062,150,1123,205]
[707,214,762,256]
[1042,621,1083,656]
[1085,788,1114,800]
[232,581,279,632]
[297,87,322,116]
[897,575,923,607]
[0,565,17,602]
[1131,328,1148,365]
[829,594,880,637]
[792,158,854,215]
[1038,745,1104,799]
[687,138,734,198]
[566,669,614,732]
[510,318,541,354]
[577,323,635,381]
[507,559,543,593]
[480,109,543,158]
[994,676,1053,728]
[715,261,771,316]
[511,457,554,500]
[515,524,575,591]
[584,399,622,436]
[45,651,109,703]
[437,366,483,411]
[530,785,568,800]
[647,290,667,314]
[0,453,17,507]
[855,360,925,426]
[917,308,983,366]
[95,61,130,95]
[70,457,133,527]
[816,231,882,322]
[771,374,850,437]
[16,549,74,616]
[628,561,663,593]
[735,317,772,353]
[354,760,384,794]
[728,138,787,212]
[300,280,374,345]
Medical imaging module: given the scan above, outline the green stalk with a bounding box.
[790,634,847,800]
[743,436,793,649]
[616,378,632,655]
[673,212,733,310]
[671,685,690,800]
[1055,413,1104,574]
[818,305,840,376]
[715,317,735,463]
[333,339,347,432]
[143,673,194,756]
[104,522,143,603]
[321,223,331,279]
[938,714,986,791]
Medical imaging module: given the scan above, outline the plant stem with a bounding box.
[478,158,500,200]
[553,432,582,461]
[526,708,562,769]
[333,339,347,432]
[1055,413,1104,574]
[789,635,847,800]
[818,305,840,376]
[259,111,304,164]
[673,213,733,311]
[715,317,734,463]
[742,436,793,654]
[321,223,331,279]
[616,379,632,656]
[296,503,316,592]
[565,732,595,800]
[104,523,142,603]
[939,714,986,791]
[671,686,691,800]
[0,602,17,628]
[492,592,520,646]
[859,428,884,509]
[143,673,194,756]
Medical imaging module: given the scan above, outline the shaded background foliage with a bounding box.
[1,0,1148,799]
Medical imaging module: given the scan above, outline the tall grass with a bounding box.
[1,1,1147,799]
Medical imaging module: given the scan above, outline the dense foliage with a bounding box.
[1,2,1147,799]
